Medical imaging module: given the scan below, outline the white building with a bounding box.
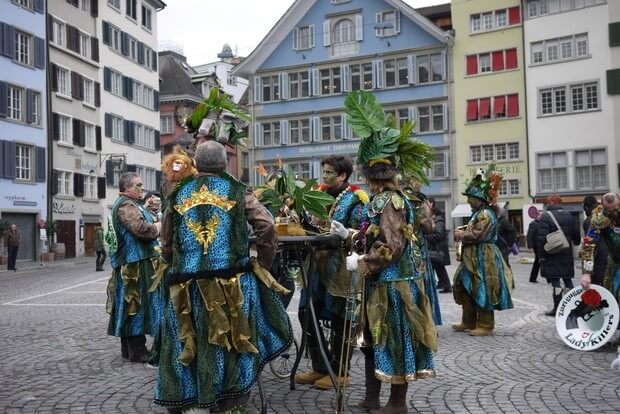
[192,44,248,104]
[524,0,618,210]
[99,0,165,222]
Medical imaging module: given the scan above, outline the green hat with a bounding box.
[463,165,502,205]
[344,91,433,183]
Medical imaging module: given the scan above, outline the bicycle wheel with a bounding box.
[269,337,300,379]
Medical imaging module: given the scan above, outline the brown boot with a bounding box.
[468,327,493,336]
[294,370,325,384]
[451,323,474,332]
[371,383,408,414]
[313,374,350,390]
[358,356,381,410]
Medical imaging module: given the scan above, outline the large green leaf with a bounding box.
[300,190,335,219]
[344,91,385,138]
[397,138,433,186]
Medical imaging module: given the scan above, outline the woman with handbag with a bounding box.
[426,199,452,293]
[535,194,581,316]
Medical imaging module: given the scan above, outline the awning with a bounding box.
[451,202,507,218]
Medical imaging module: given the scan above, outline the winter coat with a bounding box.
[583,216,608,285]
[496,215,517,257]
[526,219,539,252]
[95,227,105,252]
[425,214,451,266]
[536,205,581,279]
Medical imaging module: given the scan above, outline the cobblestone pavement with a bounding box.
[1,254,620,413]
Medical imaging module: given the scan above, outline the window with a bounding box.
[333,19,355,44]
[289,119,311,144]
[260,122,281,146]
[527,0,605,20]
[288,71,310,99]
[126,0,137,20]
[531,34,589,65]
[141,5,152,30]
[319,67,341,95]
[15,30,32,66]
[51,18,65,47]
[430,153,447,178]
[80,0,90,13]
[538,152,567,192]
[539,82,599,116]
[110,26,121,52]
[496,10,507,27]
[417,53,444,83]
[417,104,445,133]
[161,114,173,134]
[108,0,120,9]
[13,0,33,10]
[294,25,314,50]
[83,78,94,106]
[136,167,156,190]
[111,115,123,141]
[418,55,429,83]
[467,48,517,75]
[349,62,373,91]
[84,123,95,150]
[84,176,96,198]
[470,6,520,33]
[7,86,22,121]
[576,149,607,190]
[56,67,70,96]
[471,143,520,164]
[57,171,72,195]
[508,143,519,159]
[261,75,280,102]
[227,72,237,86]
[110,69,122,96]
[288,162,312,180]
[15,144,32,181]
[79,32,90,59]
[58,115,71,144]
[471,15,481,32]
[479,54,491,73]
[467,94,519,122]
[471,146,482,163]
[376,10,400,37]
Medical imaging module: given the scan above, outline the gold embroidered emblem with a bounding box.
[185,215,220,255]
[175,185,237,215]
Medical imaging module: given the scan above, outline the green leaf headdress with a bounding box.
[463,163,503,205]
[344,91,433,184]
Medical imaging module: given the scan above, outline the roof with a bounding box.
[234,0,450,78]
[415,3,451,18]
[158,51,203,99]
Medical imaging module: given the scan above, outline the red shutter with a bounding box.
[507,94,519,117]
[479,98,491,118]
[492,51,504,71]
[493,96,506,117]
[508,7,521,25]
[466,100,478,121]
[505,48,517,69]
[466,55,478,75]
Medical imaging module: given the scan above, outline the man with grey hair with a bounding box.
[106,171,161,362]
[156,140,292,413]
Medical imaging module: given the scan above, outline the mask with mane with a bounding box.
[161,146,197,184]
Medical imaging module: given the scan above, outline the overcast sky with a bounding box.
[158,0,449,66]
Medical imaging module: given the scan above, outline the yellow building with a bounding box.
[451,0,530,233]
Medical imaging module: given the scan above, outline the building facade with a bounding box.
[0,0,48,262]
[451,0,529,232]
[524,0,617,213]
[99,0,164,231]
[235,0,452,215]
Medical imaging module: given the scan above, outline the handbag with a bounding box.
[543,211,570,254]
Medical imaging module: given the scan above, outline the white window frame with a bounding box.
[14,29,32,66]
[537,152,568,192]
[538,81,599,116]
[126,0,137,20]
[110,69,122,96]
[376,9,400,37]
[7,85,23,121]
[141,4,153,31]
[84,175,96,199]
[79,31,91,60]
[111,115,123,141]
[470,7,519,34]
[51,18,66,47]
[13,0,33,10]
[160,114,174,134]
[294,25,315,50]
[82,77,95,106]
[107,0,120,10]
[287,161,312,180]
[575,148,607,190]
[84,122,96,151]
[15,144,32,181]
[531,34,589,65]
[57,66,71,97]
[58,114,72,144]
[57,170,73,196]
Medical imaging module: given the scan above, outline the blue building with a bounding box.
[234,0,453,213]
[0,0,48,263]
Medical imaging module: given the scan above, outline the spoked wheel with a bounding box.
[270,337,300,379]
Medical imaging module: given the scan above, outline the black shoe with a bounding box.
[440,288,452,293]
[129,353,150,363]
[529,278,538,283]
[13,268,17,272]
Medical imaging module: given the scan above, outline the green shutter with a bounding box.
[610,22,620,47]
[606,69,620,95]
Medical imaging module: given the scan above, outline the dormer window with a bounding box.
[324,14,363,57]
[293,25,315,50]
[375,10,401,37]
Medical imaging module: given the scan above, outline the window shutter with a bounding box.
[441,51,447,80]
[74,173,84,197]
[375,12,383,37]
[312,160,321,179]
[341,115,349,139]
[94,81,101,107]
[26,89,35,123]
[106,160,114,185]
[91,0,98,17]
[52,113,60,140]
[96,126,102,151]
[505,48,518,69]
[0,141,4,178]
[154,130,160,150]
[293,28,299,50]
[79,122,86,147]
[138,42,145,64]
[51,170,59,195]
[607,69,620,95]
[492,51,504,71]
[35,146,45,182]
[373,59,384,89]
[508,6,521,25]
[466,100,478,121]
[34,0,44,13]
[3,141,16,179]
[155,171,162,193]
[126,164,137,173]
[394,10,401,34]
[125,77,134,101]
[253,76,261,103]
[312,117,320,142]
[51,64,59,91]
[280,73,289,100]
[323,20,331,46]
[73,119,81,145]
[442,103,448,131]
[466,55,478,75]
[35,37,45,69]
[253,123,262,147]
[409,107,418,133]
[151,51,157,71]
[104,113,112,137]
[309,25,315,48]
[355,15,364,41]
[0,81,6,117]
[102,21,110,45]
[91,37,99,62]
[341,64,350,92]
[507,94,519,117]
[494,95,506,116]
[97,177,106,199]
[121,32,129,56]
[2,24,15,59]
[407,55,416,84]
[479,98,491,118]
[311,68,320,96]
[610,22,620,47]
[71,72,80,100]
[280,120,289,145]
[154,90,159,110]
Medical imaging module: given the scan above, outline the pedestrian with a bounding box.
[295,155,369,391]
[5,224,19,271]
[581,195,607,286]
[106,172,161,363]
[536,194,581,316]
[339,90,438,413]
[526,210,542,283]
[426,199,452,293]
[155,141,293,413]
[144,191,162,222]
[452,166,514,336]
[496,209,517,268]
[94,223,106,271]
